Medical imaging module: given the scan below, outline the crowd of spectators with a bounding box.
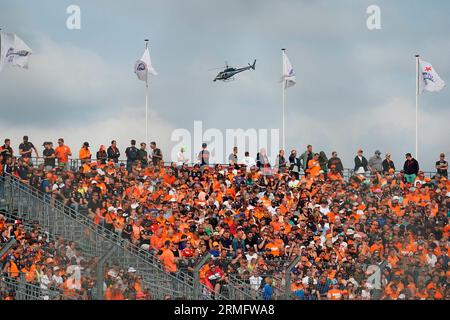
[0,136,449,300]
[0,214,150,300]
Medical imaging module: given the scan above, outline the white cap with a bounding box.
[128,267,136,273]
[91,180,97,184]
[97,169,105,176]
[392,196,400,201]
[108,207,116,213]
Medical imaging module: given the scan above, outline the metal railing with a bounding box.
[1,174,214,300]
[0,273,73,300]
[21,156,439,183]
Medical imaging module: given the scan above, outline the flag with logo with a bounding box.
[134,45,157,86]
[282,51,296,89]
[0,33,33,71]
[418,59,445,94]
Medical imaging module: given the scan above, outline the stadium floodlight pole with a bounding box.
[145,39,149,148]
[415,54,420,161]
[282,48,286,151]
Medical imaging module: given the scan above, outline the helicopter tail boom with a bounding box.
[249,59,256,70]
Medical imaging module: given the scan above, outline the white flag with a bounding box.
[418,59,445,94]
[282,51,296,89]
[134,46,157,85]
[0,33,33,71]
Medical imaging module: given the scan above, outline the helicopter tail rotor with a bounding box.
[249,59,256,70]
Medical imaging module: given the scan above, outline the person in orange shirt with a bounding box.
[54,138,72,170]
[150,227,165,251]
[327,283,343,300]
[307,153,321,178]
[78,142,92,164]
[159,241,178,273]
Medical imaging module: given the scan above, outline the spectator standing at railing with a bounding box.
[275,149,287,173]
[382,153,395,174]
[125,140,139,172]
[19,136,38,161]
[198,143,210,167]
[137,143,148,168]
[368,150,383,173]
[42,142,56,171]
[256,148,271,174]
[435,153,448,178]
[176,147,189,167]
[78,142,91,164]
[403,153,419,183]
[0,139,13,165]
[299,145,313,171]
[318,151,328,174]
[107,140,121,164]
[242,151,256,172]
[150,141,163,167]
[228,147,238,166]
[96,145,108,165]
[327,151,344,176]
[288,150,300,178]
[354,149,369,175]
[54,138,72,171]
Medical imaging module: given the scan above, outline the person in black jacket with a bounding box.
[354,149,368,175]
[288,150,300,178]
[403,153,419,183]
[125,140,139,172]
[137,142,148,168]
[96,145,108,165]
[327,151,344,176]
[382,153,395,174]
[107,140,121,164]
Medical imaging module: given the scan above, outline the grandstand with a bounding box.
[0,152,448,300]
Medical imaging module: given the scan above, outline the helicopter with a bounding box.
[212,59,256,82]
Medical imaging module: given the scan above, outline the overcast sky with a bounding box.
[0,0,449,171]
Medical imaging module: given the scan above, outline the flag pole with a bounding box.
[415,54,419,161]
[282,48,286,151]
[145,39,149,148]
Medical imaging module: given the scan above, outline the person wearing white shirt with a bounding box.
[319,200,330,215]
[242,151,256,172]
[52,267,63,286]
[177,147,189,166]
[426,252,437,267]
[249,271,263,292]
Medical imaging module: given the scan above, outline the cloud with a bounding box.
[287,96,450,171]
[0,108,177,161]
[0,0,448,171]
